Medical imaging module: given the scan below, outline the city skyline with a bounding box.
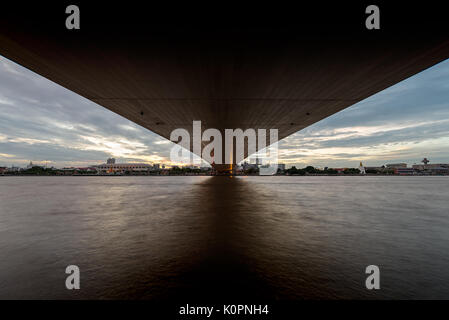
[1,56,448,168]
[1,157,439,171]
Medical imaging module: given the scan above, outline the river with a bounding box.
[0,176,448,299]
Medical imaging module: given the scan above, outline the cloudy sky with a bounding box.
[0,56,448,169]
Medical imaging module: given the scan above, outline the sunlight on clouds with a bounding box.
[279,137,449,167]
[51,122,75,130]
[154,140,171,145]
[118,124,140,131]
[127,154,168,163]
[294,119,449,143]
[0,152,15,158]
[81,136,148,158]
[7,137,53,145]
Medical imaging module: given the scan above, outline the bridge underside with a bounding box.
[0,3,448,167]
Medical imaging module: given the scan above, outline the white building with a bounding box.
[359,162,366,174]
[95,162,153,173]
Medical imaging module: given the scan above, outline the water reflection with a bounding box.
[1,176,449,299]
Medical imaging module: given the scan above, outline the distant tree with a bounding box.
[286,166,306,175]
[304,166,316,174]
[343,168,360,174]
[286,166,297,175]
[22,166,59,175]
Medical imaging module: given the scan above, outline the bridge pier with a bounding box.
[211,135,237,175]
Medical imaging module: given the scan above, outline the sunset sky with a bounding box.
[0,56,448,169]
